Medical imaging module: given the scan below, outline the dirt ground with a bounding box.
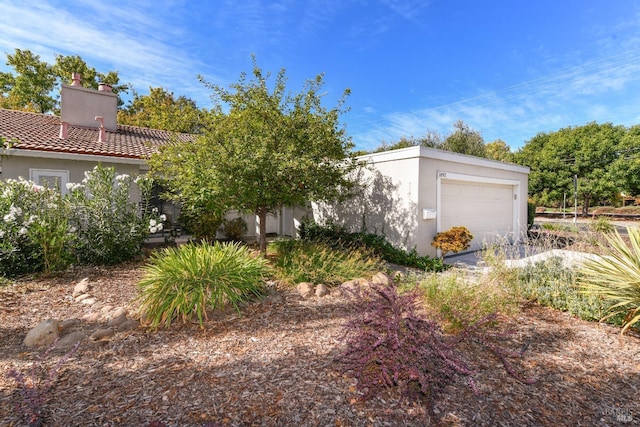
[1,262,639,426]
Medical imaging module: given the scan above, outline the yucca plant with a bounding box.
[137,241,269,328]
[580,226,640,334]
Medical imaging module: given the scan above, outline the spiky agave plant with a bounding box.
[580,226,640,334]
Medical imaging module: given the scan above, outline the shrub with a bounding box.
[222,217,248,240]
[298,217,445,272]
[431,226,473,259]
[67,165,159,265]
[590,216,614,234]
[6,340,80,427]
[180,206,224,241]
[580,226,640,334]
[0,178,73,276]
[418,272,519,333]
[336,279,533,410]
[511,256,615,323]
[137,241,269,328]
[270,239,381,286]
[527,201,536,230]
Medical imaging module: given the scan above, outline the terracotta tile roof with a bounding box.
[0,108,194,159]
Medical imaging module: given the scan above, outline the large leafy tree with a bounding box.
[118,87,203,133]
[149,57,362,252]
[0,48,127,113]
[440,120,487,157]
[485,139,513,162]
[515,122,626,214]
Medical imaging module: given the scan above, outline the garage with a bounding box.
[438,173,519,252]
[313,146,529,258]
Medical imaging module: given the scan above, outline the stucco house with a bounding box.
[313,146,530,258]
[0,74,300,239]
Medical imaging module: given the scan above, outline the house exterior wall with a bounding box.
[0,151,145,199]
[313,146,529,258]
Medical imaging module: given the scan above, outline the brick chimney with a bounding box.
[60,73,118,131]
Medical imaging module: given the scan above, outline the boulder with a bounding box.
[24,319,59,348]
[117,319,140,332]
[315,283,330,297]
[72,278,90,297]
[296,282,315,299]
[59,319,80,332]
[371,272,393,287]
[55,331,86,350]
[90,328,115,341]
[80,297,97,306]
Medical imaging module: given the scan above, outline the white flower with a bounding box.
[18,227,27,235]
[152,207,159,214]
[3,213,15,223]
[159,214,167,222]
[68,226,77,233]
[0,230,4,238]
[115,174,130,183]
[149,219,157,227]
[157,223,163,231]
[149,226,158,233]
[9,205,22,216]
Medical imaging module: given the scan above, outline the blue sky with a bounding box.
[1,1,640,151]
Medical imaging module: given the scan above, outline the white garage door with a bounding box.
[440,179,515,252]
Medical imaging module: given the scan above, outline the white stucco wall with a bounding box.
[313,146,529,258]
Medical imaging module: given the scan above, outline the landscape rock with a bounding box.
[107,315,128,328]
[55,331,86,350]
[80,297,97,306]
[371,272,393,286]
[315,283,330,297]
[100,305,114,314]
[59,319,80,332]
[91,328,115,341]
[72,278,91,297]
[339,278,369,294]
[75,293,91,302]
[24,319,59,348]
[81,312,100,322]
[296,282,315,299]
[110,307,128,319]
[117,319,140,332]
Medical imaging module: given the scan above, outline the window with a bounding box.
[29,169,70,195]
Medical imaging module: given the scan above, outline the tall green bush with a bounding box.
[67,165,159,265]
[0,178,73,276]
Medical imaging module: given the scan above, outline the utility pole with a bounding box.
[573,174,578,224]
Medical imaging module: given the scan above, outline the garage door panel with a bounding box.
[440,180,514,252]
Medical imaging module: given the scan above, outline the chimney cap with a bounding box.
[98,83,112,92]
[71,73,82,86]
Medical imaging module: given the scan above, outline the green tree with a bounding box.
[149,57,362,253]
[0,49,56,113]
[485,139,513,162]
[609,125,640,198]
[440,120,487,157]
[0,48,127,113]
[515,122,625,214]
[118,87,203,133]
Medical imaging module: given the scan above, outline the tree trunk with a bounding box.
[257,206,268,254]
[582,195,591,217]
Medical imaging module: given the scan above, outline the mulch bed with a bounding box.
[1,263,639,426]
